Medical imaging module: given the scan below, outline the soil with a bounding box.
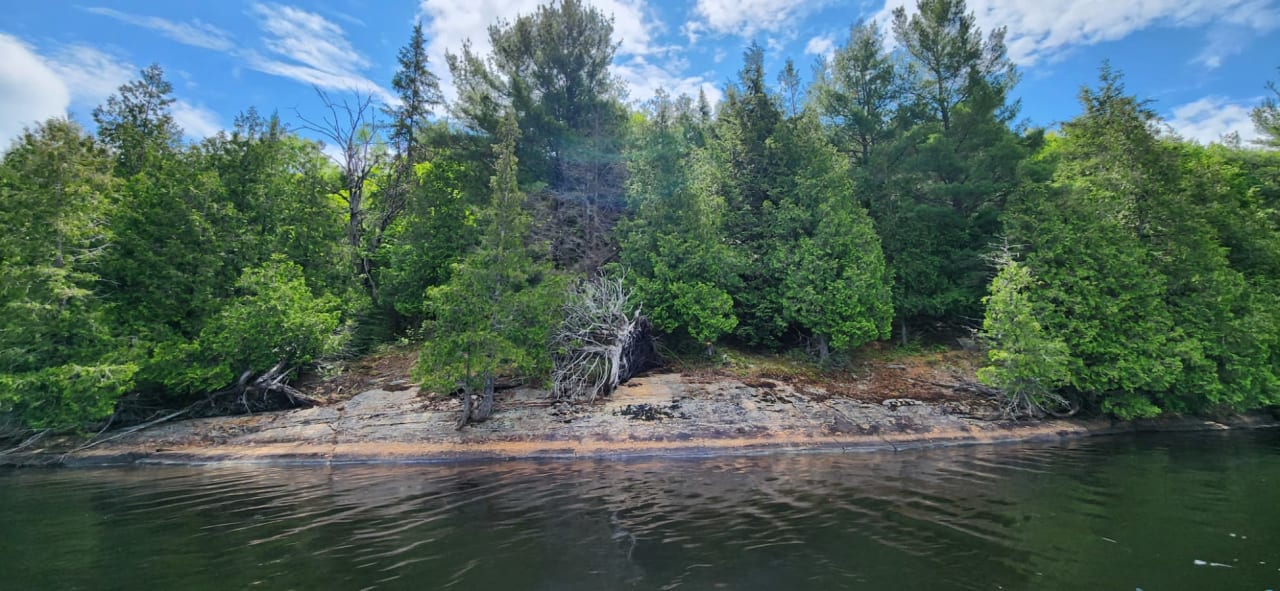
[5,347,1276,467]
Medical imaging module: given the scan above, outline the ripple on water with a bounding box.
[1,430,1278,590]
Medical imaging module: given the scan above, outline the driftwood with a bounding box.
[551,276,657,403]
[209,359,321,414]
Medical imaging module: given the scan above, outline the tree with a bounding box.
[776,58,803,118]
[0,119,136,430]
[447,0,627,271]
[1004,68,1182,419]
[298,90,386,304]
[976,246,1072,418]
[891,0,1017,131]
[1251,70,1280,148]
[778,118,893,358]
[854,0,1028,343]
[414,113,563,428]
[92,64,181,178]
[387,22,443,164]
[448,0,622,186]
[813,21,900,166]
[155,256,344,397]
[619,91,739,350]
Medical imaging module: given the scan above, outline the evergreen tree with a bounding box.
[448,0,622,186]
[813,21,900,166]
[0,119,136,430]
[619,91,739,350]
[414,113,563,428]
[1251,71,1280,147]
[863,0,1028,343]
[92,64,182,178]
[977,246,1072,418]
[777,116,893,358]
[387,22,443,164]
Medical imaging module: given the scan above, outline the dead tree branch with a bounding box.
[296,88,386,303]
[551,275,656,403]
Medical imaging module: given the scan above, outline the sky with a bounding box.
[2,0,1278,149]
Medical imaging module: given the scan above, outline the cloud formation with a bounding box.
[688,0,826,38]
[246,3,396,104]
[171,100,224,138]
[84,7,236,52]
[1166,96,1262,145]
[0,36,221,145]
[871,0,1280,67]
[46,44,136,109]
[0,34,71,147]
[804,34,836,60]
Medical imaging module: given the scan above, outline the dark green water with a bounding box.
[2,431,1279,590]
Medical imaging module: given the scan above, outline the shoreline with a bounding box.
[41,416,1280,468]
[6,369,1277,468]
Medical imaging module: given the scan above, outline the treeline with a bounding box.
[2,0,1279,432]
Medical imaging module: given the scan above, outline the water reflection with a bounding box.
[1,431,1278,590]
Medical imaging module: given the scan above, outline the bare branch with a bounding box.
[551,274,656,403]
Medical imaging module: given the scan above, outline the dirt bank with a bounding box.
[6,352,1277,466]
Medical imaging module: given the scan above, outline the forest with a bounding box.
[2,0,1280,434]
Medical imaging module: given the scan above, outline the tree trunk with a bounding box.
[816,334,831,361]
[899,317,909,347]
[455,384,473,430]
[472,374,496,422]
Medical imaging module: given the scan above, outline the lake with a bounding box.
[2,430,1278,590]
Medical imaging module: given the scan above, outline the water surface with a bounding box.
[2,431,1278,590]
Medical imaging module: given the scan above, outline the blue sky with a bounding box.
[2,0,1278,149]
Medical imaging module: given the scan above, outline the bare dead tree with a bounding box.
[296,88,390,304]
[551,275,656,403]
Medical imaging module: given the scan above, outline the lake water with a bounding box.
[2,431,1278,590]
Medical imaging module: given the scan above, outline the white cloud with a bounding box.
[1166,96,1262,145]
[0,34,71,147]
[84,7,236,51]
[46,45,135,108]
[172,100,222,138]
[418,0,708,104]
[1193,22,1262,70]
[0,36,222,144]
[614,57,723,105]
[805,34,836,60]
[871,0,1280,67]
[689,0,826,37]
[247,3,396,104]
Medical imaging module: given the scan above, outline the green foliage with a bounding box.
[92,64,182,178]
[414,114,565,400]
[375,156,479,323]
[5,1,1280,433]
[0,119,137,430]
[157,257,344,396]
[1252,72,1280,148]
[387,22,443,162]
[1005,66,1280,419]
[774,117,893,355]
[447,0,623,186]
[977,252,1071,418]
[619,91,739,347]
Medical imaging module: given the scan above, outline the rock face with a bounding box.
[7,371,1276,466]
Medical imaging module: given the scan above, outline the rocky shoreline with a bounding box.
[5,370,1277,467]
